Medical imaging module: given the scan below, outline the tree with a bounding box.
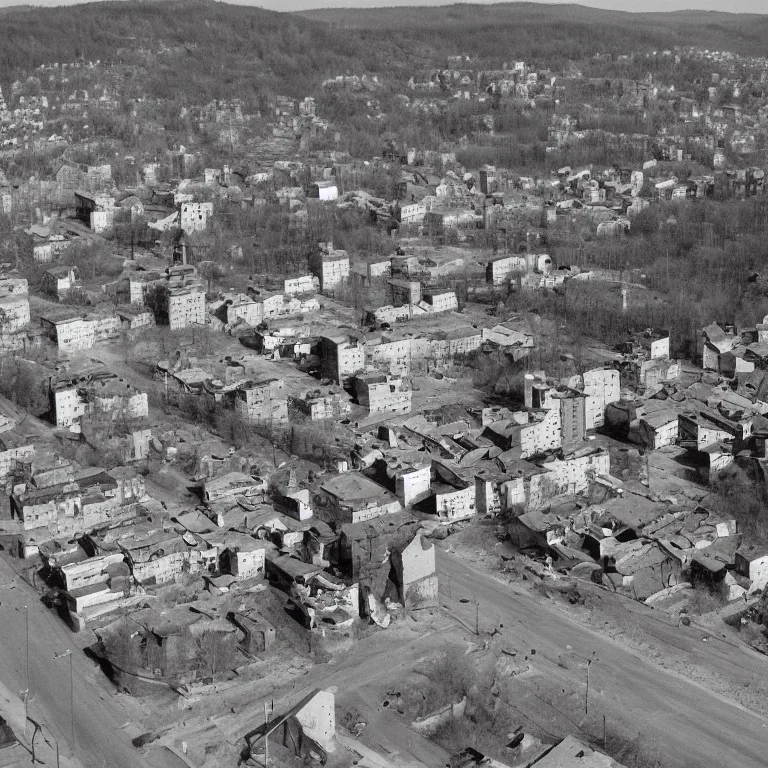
[144,284,170,325]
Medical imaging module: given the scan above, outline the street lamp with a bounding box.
[14,606,30,732]
[53,650,74,754]
[569,648,598,715]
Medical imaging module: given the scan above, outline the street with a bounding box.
[0,554,151,768]
[438,550,768,768]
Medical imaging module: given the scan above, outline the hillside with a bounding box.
[0,0,767,104]
[298,2,768,59]
[0,0,382,100]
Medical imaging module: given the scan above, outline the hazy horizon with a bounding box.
[0,0,766,14]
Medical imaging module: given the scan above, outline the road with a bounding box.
[0,554,153,768]
[438,550,768,768]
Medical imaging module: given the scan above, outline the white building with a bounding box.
[179,202,213,234]
[168,286,206,330]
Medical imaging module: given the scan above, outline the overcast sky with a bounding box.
[0,0,766,13]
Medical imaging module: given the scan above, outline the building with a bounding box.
[0,277,30,333]
[40,315,95,353]
[179,201,213,233]
[42,266,81,300]
[486,255,527,285]
[430,327,483,359]
[284,275,316,295]
[309,242,350,292]
[233,379,289,424]
[219,538,267,581]
[555,392,587,452]
[353,373,412,416]
[372,455,432,507]
[168,286,206,330]
[422,290,459,314]
[128,271,166,306]
[309,179,339,201]
[389,279,422,307]
[482,408,562,459]
[226,294,264,327]
[316,472,402,524]
[51,373,148,430]
[320,334,365,385]
[637,409,679,449]
[203,472,267,504]
[581,368,621,429]
[290,387,350,421]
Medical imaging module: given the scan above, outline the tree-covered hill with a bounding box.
[299,2,768,60]
[0,0,767,104]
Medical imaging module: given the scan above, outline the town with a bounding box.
[2,2,768,768]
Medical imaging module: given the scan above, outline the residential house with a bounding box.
[233,379,289,424]
[168,286,206,330]
[486,254,527,285]
[51,373,148,430]
[309,242,350,292]
[42,266,80,300]
[290,387,350,421]
[353,372,412,417]
[320,334,365,385]
[179,202,213,233]
[315,472,402,524]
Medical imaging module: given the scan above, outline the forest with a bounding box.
[2,0,768,105]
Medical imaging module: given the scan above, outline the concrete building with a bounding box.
[290,387,350,421]
[555,392,587,452]
[51,374,148,430]
[482,408,562,459]
[168,286,206,330]
[309,179,339,201]
[423,289,458,314]
[179,201,213,233]
[233,379,289,424]
[373,455,432,507]
[486,254,527,285]
[429,327,483,359]
[320,334,365,385]
[0,288,30,333]
[581,368,621,429]
[284,274,316,295]
[527,447,611,510]
[226,294,264,327]
[316,472,402,524]
[389,279,422,307]
[42,266,80,300]
[40,315,95,353]
[391,532,438,608]
[309,242,350,292]
[353,372,412,416]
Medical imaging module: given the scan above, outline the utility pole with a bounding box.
[15,606,30,732]
[53,650,74,754]
[263,700,272,767]
[475,598,480,636]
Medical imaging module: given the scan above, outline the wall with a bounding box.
[582,369,620,430]
[396,466,431,507]
[434,485,475,521]
[235,549,265,580]
[169,289,205,330]
[296,690,336,752]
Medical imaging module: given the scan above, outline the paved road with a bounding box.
[438,550,768,768]
[0,554,152,768]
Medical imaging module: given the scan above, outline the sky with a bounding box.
[0,0,766,12]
